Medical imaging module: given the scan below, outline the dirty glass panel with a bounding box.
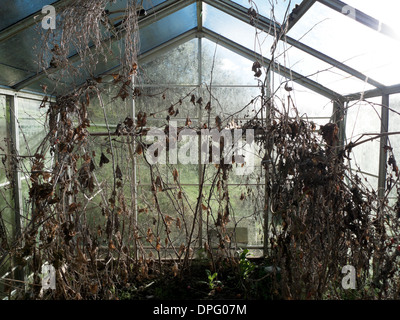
[18,97,48,177]
[201,39,258,85]
[135,86,200,121]
[345,97,381,189]
[198,86,261,120]
[203,4,275,56]
[277,42,375,96]
[139,39,198,85]
[88,85,132,127]
[272,72,333,118]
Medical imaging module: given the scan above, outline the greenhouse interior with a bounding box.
[0,0,400,301]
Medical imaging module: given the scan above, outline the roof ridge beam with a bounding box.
[204,0,385,90]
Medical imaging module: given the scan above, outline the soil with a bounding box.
[117,258,277,300]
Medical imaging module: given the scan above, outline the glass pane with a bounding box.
[231,0,303,25]
[199,86,262,119]
[277,42,375,95]
[202,39,258,85]
[142,0,167,11]
[203,4,275,56]
[345,97,382,188]
[135,86,200,121]
[272,72,333,118]
[88,86,132,126]
[139,3,197,53]
[138,39,198,85]
[287,1,400,86]
[18,97,48,175]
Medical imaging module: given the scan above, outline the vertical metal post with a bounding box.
[373,94,389,285]
[8,94,23,284]
[378,94,389,199]
[9,95,22,238]
[263,68,272,257]
[130,80,138,260]
[197,34,203,251]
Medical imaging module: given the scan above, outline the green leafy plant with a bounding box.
[205,269,221,290]
[238,249,255,280]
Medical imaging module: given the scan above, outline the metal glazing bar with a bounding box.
[378,94,389,199]
[345,84,400,102]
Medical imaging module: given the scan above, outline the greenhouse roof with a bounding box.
[0,0,399,100]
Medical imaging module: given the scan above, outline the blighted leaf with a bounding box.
[172,168,179,182]
[137,111,147,127]
[284,82,293,92]
[319,123,338,147]
[185,116,192,127]
[147,228,154,243]
[252,61,261,72]
[254,69,262,77]
[116,164,123,180]
[155,176,163,191]
[190,94,196,105]
[156,237,161,251]
[99,152,110,167]
[135,143,143,155]
[201,203,208,211]
[89,159,96,172]
[172,262,179,277]
[165,215,174,226]
[108,240,116,250]
[215,116,222,128]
